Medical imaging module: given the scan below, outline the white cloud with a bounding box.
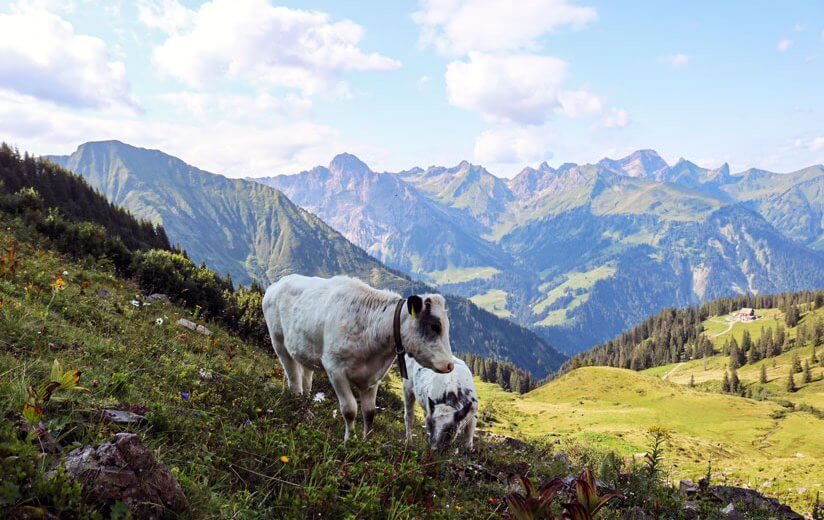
[473,125,555,164]
[658,54,689,69]
[137,0,194,34]
[601,108,629,128]
[416,75,431,90]
[156,91,311,122]
[152,0,400,95]
[446,52,601,124]
[777,38,793,52]
[0,90,342,177]
[806,137,824,151]
[413,0,597,55]
[0,8,135,110]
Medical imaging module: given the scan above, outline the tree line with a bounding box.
[459,353,536,394]
[561,290,824,375]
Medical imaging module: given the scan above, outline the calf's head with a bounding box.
[426,394,474,451]
[403,294,453,374]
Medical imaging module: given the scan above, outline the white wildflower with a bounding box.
[155,317,165,325]
[312,392,326,403]
[332,409,338,419]
[62,270,69,276]
[130,300,141,307]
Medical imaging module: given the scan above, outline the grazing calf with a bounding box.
[403,355,478,451]
[262,275,454,441]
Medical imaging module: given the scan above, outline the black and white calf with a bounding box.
[403,355,478,451]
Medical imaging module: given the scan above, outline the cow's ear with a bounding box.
[428,397,436,414]
[407,295,423,318]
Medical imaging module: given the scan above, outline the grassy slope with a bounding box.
[0,221,570,518]
[643,307,824,410]
[469,289,512,318]
[476,367,824,513]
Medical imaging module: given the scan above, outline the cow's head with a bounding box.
[403,294,453,374]
[426,394,474,451]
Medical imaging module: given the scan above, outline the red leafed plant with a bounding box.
[0,241,20,278]
[504,469,623,520]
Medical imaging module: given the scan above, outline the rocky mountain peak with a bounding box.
[329,153,371,176]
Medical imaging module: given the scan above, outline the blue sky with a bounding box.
[0,0,822,177]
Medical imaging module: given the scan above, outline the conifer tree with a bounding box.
[689,375,695,388]
[804,360,812,384]
[722,371,731,393]
[787,368,797,392]
[730,368,740,394]
[760,364,767,384]
[792,353,803,373]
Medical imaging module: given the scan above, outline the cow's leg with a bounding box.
[360,383,380,440]
[269,332,303,395]
[302,368,314,395]
[329,373,357,442]
[403,381,416,443]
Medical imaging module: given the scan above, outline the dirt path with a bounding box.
[707,318,734,339]
[663,363,684,380]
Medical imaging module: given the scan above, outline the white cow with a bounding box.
[262,275,454,441]
[403,355,478,451]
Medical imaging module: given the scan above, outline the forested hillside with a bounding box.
[1,144,169,252]
[564,290,824,372]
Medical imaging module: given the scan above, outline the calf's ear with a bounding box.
[407,295,423,317]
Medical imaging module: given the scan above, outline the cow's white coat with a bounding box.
[403,355,478,451]
[262,274,454,440]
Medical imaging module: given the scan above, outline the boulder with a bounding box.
[710,486,803,519]
[147,293,170,303]
[57,433,187,518]
[679,479,699,496]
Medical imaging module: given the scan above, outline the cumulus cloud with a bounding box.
[0,8,135,110]
[156,91,311,122]
[137,0,194,34]
[445,52,601,124]
[413,0,597,55]
[0,90,342,177]
[777,38,793,52]
[151,0,400,95]
[658,54,689,68]
[473,125,555,164]
[601,108,629,128]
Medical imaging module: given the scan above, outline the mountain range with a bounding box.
[255,149,824,353]
[47,141,565,376]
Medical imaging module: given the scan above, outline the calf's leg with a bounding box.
[464,409,477,452]
[329,372,358,442]
[403,382,416,443]
[360,383,380,440]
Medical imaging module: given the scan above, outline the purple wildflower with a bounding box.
[181,392,190,400]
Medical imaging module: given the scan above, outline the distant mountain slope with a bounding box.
[49,141,565,376]
[254,153,512,276]
[263,150,824,355]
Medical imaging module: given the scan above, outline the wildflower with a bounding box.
[62,270,68,276]
[313,392,326,403]
[455,505,463,511]
[194,412,201,418]
[243,419,252,426]
[181,392,190,400]
[280,455,290,463]
[255,407,262,413]
[51,277,66,291]
[81,280,90,289]
[155,317,164,325]
[130,300,140,307]
[332,409,338,419]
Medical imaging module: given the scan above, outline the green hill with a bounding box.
[477,366,824,512]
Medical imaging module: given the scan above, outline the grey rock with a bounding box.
[176,318,211,336]
[146,293,170,303]
[679,479,699,496]
[57,433,187,518]
[100,409,146,424]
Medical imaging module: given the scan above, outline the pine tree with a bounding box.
[730,368,740,394]
[792,353,803,373]
[787,368,797,392]
[804,360,812,384]
[729,344,741,370]
[689,375,695,388]
[813,345,819,365]
[722,371,731,393]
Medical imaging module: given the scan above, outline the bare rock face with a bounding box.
[58,433,187,518]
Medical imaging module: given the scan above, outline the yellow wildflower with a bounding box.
[280,455,289,463]
[51,277,65,291]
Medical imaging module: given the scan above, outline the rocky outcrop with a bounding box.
[57,433,187,519]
